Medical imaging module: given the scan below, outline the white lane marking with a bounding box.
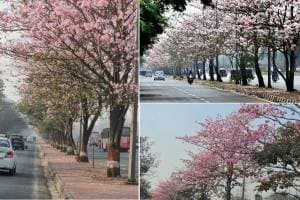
[173,87,210,103]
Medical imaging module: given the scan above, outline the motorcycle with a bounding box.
[187,74,194,85]
[272,70,279,82]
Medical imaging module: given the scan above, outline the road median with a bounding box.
[38,141,138,199]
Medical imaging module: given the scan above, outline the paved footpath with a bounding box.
[39,141,138,199]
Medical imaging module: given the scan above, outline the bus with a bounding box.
[100,127,130,152]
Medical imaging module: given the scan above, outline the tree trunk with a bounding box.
[196,60,201,80]
[193,60,197,78]
[67,119,75,155]
[209,58,214,81]
[226,176,232,200]
[283,50,295,92]
[196,64,201,80]
[287,49,296,92]
[215,54,222,82]
[267,47,272,88]
[107,146,120,177]
[273,49,286,82]
[107,105,128,177]
[79,111,101,162]
[254,45,265,88]
[240,54,248,85]
[202,59,206,80]
[286,3,295,92]
[225,169,233,200]
[78,115,89,162]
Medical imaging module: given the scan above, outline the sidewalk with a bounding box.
[39,141,138,199]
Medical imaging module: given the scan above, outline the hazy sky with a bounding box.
[0,2,23,102]
[140,103,242,187]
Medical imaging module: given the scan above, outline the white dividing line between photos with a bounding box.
[173,87,210,103]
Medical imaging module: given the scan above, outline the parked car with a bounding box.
[145,71,152,77]
[0,136,16,176]
[10,134,24,141]
[154,71,165,81]
[10,138,25,151]
[219,68,228,77]
[0,133,8,138]
[27,136,36,143]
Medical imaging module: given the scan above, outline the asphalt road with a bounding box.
[140,76,265,103]
[0,143,51,199]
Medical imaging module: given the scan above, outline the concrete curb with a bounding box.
[38,145,74,200]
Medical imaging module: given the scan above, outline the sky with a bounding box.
[140,103,242,187]
[0,2,23,102]
[140,103,300,199]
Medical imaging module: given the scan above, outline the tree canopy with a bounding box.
[140,0,213,55]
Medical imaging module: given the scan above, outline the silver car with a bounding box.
[153,71,165,81]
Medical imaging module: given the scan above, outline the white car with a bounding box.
[0,137,16,176]
[153,71,165,81]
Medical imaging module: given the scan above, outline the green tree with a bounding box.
[253,125,300,199]
[140,137,158,199]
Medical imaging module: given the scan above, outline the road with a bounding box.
[140,76,265,103]
[0,143,52,199]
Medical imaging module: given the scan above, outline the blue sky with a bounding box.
[140,103,242,187]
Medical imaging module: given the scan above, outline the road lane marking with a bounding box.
[173,87,210,103]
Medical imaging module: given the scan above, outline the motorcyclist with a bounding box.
[187,70,194,85]
[272,69,279,82]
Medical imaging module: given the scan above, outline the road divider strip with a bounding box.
[39,145,74,199]
[191,79,299,103]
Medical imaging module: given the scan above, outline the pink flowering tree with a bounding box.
[19,63,84,154]
[152,171,213,200]
[146,3,233,82]
[146,0,299,91]
[0,0,137,176]
[178,111,276,200]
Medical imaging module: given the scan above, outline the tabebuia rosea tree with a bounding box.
[176,111,276,200]
[146,0,300,91]
[0,0,137,177]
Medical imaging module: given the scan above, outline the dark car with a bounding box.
[219,68,228,77]
[10,134,24,140]
[10,138,25,150]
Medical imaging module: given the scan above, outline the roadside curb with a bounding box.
[38,145,74,200]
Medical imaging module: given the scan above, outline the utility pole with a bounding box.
[128,0,139,184]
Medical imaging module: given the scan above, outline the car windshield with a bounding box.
[0,139,10,148]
